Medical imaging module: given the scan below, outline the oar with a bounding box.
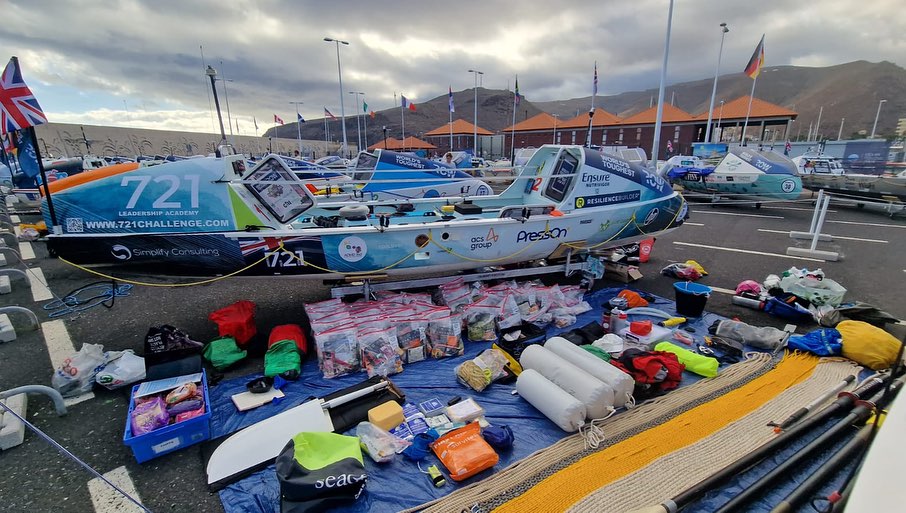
[768,374,855,433]
[625,373,891,513]
[769,422,875,513]
[713,380,903,513]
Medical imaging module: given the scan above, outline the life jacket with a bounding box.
[611,348,684,399]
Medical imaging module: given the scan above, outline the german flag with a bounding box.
[744,35,765,79]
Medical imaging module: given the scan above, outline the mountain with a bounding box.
[269,61,906,143]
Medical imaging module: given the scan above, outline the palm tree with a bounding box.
[102,138,119,157]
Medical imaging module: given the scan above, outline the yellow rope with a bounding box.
[493,352,819,513]
[427,222,552,263]
[58,252,273,287]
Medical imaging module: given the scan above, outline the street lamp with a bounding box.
[552,114,559,144]
[205,66,227,150]
[324,37,350,158]
[650,0,675,166]
[289,101,304,156]
[870,99,887,138]
[704,22,729,143]
[382,126,388,149]
[715,100,725,142]
[349,91,364,153]
[468,69,484,156]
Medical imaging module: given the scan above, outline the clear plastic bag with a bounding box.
[455,349,509,391]
[309,311,352,335]
[464,305,499,342]
[559,285,586,306]
[426,313,464,359]
[359,327,403,377]
[496,293,523,329]
[315,326,360,378]
[550,308,578,328]
[395,318,428,363]
[356,421,411,463]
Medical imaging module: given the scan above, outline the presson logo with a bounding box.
[516,227,568,243]
[111,244,132,260]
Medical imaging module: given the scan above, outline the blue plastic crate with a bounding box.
[123,370,211,463]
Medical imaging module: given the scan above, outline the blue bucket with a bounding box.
[674,282,712,317]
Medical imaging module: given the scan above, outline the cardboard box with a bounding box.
[605,262,643,283]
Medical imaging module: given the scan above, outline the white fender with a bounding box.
[520,344,615,419]
[544,336,635,408]
[516,369,586,432]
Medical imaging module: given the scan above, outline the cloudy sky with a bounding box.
[3,0,903,134]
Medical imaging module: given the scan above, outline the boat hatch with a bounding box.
[544,149,580,203]
[243,156,314,223]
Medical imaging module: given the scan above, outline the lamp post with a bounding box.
[552,114,559,144]
[704,22,729,143]
[324,37,350,158]
[205,66,227,149]
[349,91,364,153]
[468,69,484,156]
[650,0,675,166]
[382,126,388,149]
[289,101,304,157]
[715,100,725,142]
[870,99,887,138]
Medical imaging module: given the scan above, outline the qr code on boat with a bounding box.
[65,217,84,233]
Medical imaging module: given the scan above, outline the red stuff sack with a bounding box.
[431,422,499,481]
[208,300,257,347]
[269,324,308,357]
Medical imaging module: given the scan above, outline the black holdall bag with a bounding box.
[143,325,204,380]
[275,432,367,513]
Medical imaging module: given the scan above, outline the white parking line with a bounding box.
[684,222,705,226]
[42,320,95,405]
[88,466,146,513]
[761,206,837,213]
[10,215,20,223]
[672,241,825,262]
[708,286,737,295]
[827,220,906,229]
[18,241,35,260]
[756,229,888,244]
[690,210,784,219]
[28,267,53,302]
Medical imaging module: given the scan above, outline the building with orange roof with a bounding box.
[693,95,798,145]
[368,137,403,151]
[501,112,569,155]
[423,118,493,154]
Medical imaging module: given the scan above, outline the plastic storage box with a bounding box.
[123,371,211,463]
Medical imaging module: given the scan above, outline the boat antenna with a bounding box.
[205,65,228,157]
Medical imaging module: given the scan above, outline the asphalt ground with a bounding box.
[0,191,904,513]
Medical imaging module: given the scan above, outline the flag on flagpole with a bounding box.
[369,111,375,119]
[0,56,48,136]
[448,87,455,113]
[744,35,765,79]
[324,107,337,120]
[401,95,416,111]
[593,61,598,95]
[363,101,368,113]
[297,113,305,123]
[274,114,284,124]
[514,78,521,106]
[254,116,258,130]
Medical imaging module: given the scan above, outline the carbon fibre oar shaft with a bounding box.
[770,375,855,433]
[769,422,874,513]
[713,381,902,513]
[626,374,890,513]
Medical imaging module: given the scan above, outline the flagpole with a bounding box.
[741,74,757,146]
[401,95,406,142]
[449,90,454,152]
[650,0,674,168]
[290,101,304,156]
[27,126,59,232]
[510,80,518,163]
[235,119,241,154]
[362,98,369,150]
[586,62,596,147]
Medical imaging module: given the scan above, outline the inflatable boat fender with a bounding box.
[544,337,635,408]
[520,344,615,419]
[516,369,586,432]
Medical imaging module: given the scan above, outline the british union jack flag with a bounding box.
[1,57,47,136]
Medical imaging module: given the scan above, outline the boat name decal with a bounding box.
[598,155,636,179]
[574,191,641,209]
[516,227,568,243]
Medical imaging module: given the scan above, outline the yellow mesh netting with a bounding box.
[493,352,819,513]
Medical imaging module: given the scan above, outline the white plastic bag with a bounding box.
[51,343,106,397]
[95,350,146,390]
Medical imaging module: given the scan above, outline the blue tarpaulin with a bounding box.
[213,288,727,513]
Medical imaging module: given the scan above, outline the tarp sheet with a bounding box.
[214,287,727,513]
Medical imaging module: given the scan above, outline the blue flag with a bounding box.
[16,129,40,178]
[297,113,306,123]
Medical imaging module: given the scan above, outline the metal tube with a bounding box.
[704,23,728,144]
[650,0,674,166]
[870,99,886,138]
[0,385,67,416]
[810,192,830,252]
[807,189,824,235]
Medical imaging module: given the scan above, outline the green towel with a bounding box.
[202,336,247,370]
[265,339,302,377]
[654,341,718,378]
[581,345,613,362]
